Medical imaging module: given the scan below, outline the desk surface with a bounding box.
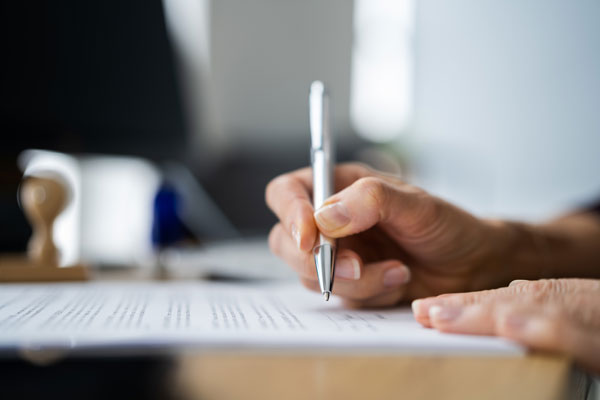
[175,352,585,400]
[0,268,590,400]
[96,269,586,400]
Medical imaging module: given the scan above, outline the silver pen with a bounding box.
[309,81,336,301]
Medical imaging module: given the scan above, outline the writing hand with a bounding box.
[266,163,511,308]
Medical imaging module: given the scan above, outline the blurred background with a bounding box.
[1,0,600,268]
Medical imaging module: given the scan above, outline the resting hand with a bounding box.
[412,278,600,375]
[265,163,512,308]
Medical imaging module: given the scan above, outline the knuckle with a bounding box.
[414,192,442,226]
[520,280,554,298]
[460,289,496,305]
[508,279,569,304]
[353,162,374,176]
[438,289,498,307]
[425,195,443,220]
[355,177,388,211]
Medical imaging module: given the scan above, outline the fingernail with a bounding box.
[291,223,301,249]
[383,265,411,287]
[509,279,528,287]
[314,202,351,231]
[335,257,360,280]
[429,305,462,322]
[505,314,529,331]
[412,299,443,317]
[411,299,422,316]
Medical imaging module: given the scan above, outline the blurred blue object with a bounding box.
[161,163,239,240]
[152,184,188,248]
[152,163,240,248]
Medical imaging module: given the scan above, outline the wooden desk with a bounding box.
[175,352,587,400]
[0,268,589,399]
[72,269,589,400]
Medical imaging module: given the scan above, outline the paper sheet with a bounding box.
[0,281,522,355]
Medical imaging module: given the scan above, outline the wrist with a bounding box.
[483,219,567,283]
[475,218,555,288]
[476,219,524,288]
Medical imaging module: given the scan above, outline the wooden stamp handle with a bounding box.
[20,176,67,268]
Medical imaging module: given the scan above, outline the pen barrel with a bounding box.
[311,149,333,210]
[310,80,336,296]
[312,149,336,250]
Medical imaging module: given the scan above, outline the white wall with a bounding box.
[208,0,354,154]
[411,0,600,220]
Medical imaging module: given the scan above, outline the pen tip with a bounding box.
[323,292,330,301]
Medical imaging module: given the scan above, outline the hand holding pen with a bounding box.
[265,148,524,309]
[265,84,600,376]
[267,155,513,307]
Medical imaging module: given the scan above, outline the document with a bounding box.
[0,281,522,355]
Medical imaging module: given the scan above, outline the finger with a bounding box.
[425,290,600,343]
[330,260,411,302]
[425,297,600,375]
[419,290,600,332]
[302,264,409,308]
[412,289,503,329]
[426,300,543,336]
[286,239,410,303]
[265,171,317,252]
[313,176,433,239]
[269,222,365,281]
[342,289,405,309]
[265,163,373,252]
[427,303,499,335]
[496,306,600,375]
[412,279,600,328]
[268,223,316,278]
[288,163,378,192]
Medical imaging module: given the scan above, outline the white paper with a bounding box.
[0,281,523,355]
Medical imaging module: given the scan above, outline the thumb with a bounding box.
[313,177,434,238]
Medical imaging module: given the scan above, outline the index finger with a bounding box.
[412,279,600,327]
[265,163,375,252]
[265,167,316,252]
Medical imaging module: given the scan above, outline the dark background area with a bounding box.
[0,356,176,400]
[0,0,186,251]
[0,0,318,251]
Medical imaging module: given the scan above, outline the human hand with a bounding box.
[412,279,600,375]
[265,163,513,308]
